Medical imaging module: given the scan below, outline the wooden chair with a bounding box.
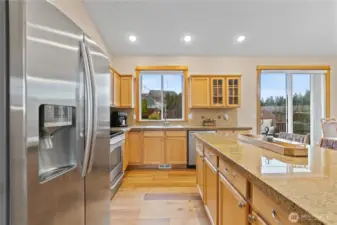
[320,138,337,150]
[278,132,309,144]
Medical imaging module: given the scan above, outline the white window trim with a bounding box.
[261,71,326,140]
[139,71,185,121]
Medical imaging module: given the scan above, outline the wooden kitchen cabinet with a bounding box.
[190,75,241,108]
[120,75,133,108]
[205,158,218,225]
[210,77,225,107]
[122,132,129,171]
[114,73,121,107]
[128,132,141,165]
[218,173,248,225]
[196,149,205,199]
[226,76,241,107]
[190,77,210,108]
[252,185,300,225]
[165,137,187,164]
[143,137,165,164]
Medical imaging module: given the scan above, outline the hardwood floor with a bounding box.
[110,169,211,225]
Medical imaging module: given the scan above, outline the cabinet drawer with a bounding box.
[219,158,248,198]
[252,185,301,225]
[166,131,186,137]
[204,146,217,167]
[196,139,204,156]
[143,131,165,137]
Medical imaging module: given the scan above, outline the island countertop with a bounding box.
[195,133,337,225]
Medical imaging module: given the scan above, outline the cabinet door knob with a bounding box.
[238,201,246,208]
[248,214,257,223]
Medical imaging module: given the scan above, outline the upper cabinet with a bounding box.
[226,76,241,107]
[210,77,225,107]
[190,77,210,108]
[113,73,121,106]
[190,75,241,108]
[110,66,133,108]
[120,75,133,108]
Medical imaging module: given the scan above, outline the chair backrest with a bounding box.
[320,138,337,150]
[278,132,309,144]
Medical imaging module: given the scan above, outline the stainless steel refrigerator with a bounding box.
[0,1,111,225]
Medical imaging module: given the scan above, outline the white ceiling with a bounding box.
[84,0,337,56]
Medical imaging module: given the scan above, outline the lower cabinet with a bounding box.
[196,149,204,199]
[128,131,141,165]
[252,185,300,225]
[143,137,164,164]
[205,159,218,225]
[165,137,187,164]
[218,173,248,225]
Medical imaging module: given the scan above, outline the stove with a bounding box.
[109,130,125,198]
[110,131,123,139]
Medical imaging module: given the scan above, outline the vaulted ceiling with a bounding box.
[84,0,337,56]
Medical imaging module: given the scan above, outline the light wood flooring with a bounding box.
[110,169,211,225]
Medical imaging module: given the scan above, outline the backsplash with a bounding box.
[189,108,237,126]
[111,107,237,127]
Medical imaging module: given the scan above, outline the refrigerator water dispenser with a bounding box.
[38,104,77,183]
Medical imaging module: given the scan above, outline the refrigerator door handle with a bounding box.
[84,42,98,173]
[80,41,93,177]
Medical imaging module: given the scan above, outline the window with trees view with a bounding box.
[260,71,326,145]
[140,72,184,120]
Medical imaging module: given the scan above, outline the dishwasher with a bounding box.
[187,130,216,168]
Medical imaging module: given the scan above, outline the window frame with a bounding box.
[135,66,188,122]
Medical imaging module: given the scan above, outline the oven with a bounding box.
[109,131,125,198]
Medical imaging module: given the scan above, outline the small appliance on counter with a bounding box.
[202,117,216,126]
[110,111,128,127]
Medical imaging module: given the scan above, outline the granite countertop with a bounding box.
[195,133,337,225]
[110,125,252,132]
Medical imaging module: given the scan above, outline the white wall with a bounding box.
[111,56,337,133]
[50,0,112,59]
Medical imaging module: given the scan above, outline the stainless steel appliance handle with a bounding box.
[80,41,93,177]
[84,42,98,173]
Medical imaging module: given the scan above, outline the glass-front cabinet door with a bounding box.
[210,78,225,107]
[226,76,241,107]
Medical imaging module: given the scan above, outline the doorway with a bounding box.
[257,66,330,145]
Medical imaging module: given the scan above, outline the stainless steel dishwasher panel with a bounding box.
[188,130,216,167]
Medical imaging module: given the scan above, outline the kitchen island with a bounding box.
[195,132,337,225]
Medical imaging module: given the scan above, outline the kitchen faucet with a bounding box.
[163,103,169,126]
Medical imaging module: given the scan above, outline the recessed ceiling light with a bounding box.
[183,35,192,43]
[128,35,137,43]
[236,35,246,43]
